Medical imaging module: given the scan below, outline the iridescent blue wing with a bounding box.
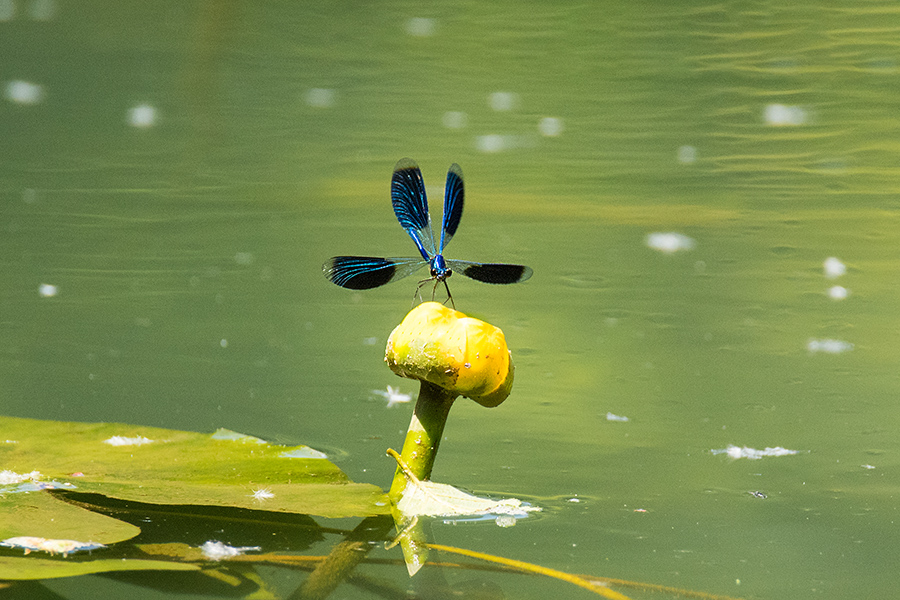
[445,259,533,284]
[440,163,464,253]
[391,158,436,261]
[323,256,428,290]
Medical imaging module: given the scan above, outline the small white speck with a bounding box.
[220,339,228,348]
[405,17,436,37]
[807,338,853,354]
[538,117,564,137]
[200,540,261,561]
[305,88,336,108]
[828,285,849,300]
[249,487,275,502]
[711,445,799,459]
[38,283,57,297]
[5,80,44,105]
[764,103,807,126]
[646,232,696,254]
[442,110,468,129]
[128,104,157,128]
[677,145,697,164]
[567,497,581,503]
[103,436,153,447]
[488,91,519,112]
[476,134,508,153]
[824,257,846,279]
[606,412,629,422]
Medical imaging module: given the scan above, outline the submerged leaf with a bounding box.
[0,557,199,580]
[0,490,139,543]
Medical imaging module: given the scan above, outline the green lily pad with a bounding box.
[0,416,388,518]
[0,416,389,582]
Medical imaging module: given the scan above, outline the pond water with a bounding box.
[3,1,899,598]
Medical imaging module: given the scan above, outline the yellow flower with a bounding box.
[385,302,514,407]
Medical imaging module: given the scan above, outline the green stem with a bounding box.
[389,380,457,502]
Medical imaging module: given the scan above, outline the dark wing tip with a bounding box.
[323,256,398,290]
[460,263,533,284]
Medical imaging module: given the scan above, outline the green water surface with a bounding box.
[2,1,899,598]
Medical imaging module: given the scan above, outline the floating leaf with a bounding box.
[388,449,539,519]
[0,416,388,582]
[0,416,388,518]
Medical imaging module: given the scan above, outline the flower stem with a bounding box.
[389,380,457,502]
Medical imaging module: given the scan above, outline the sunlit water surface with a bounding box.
[2,2,900,599]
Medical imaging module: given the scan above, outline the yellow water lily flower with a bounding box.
[385,302,514,408]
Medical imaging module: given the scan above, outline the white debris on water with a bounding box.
[711,445,799,460]
[823,257,846,279]
[764,103,807,126]
[249,487,275,502]
[0,470,41,484]
[1,536,105,556]
[373,385,413,408]
[102,435,154,446]
[5,80,44,105]
[127,103,157,128]
[828,285,849,300]
[645,232,696,254]
[807,339,853,354]
[200,541,261,561]
[405,17,436,37]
